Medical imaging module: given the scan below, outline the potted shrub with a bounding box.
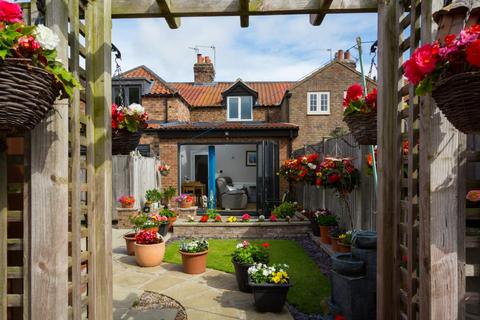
[403,25,480,133]
[271,201,297,219]
[316,210,337,244]
[329,227,345,253]
[123,212,149,256]
[151,214,169,237]
[160,207,177,232]
[158,163,170,176]
[231,240,270,292]
[179,239,209,274]
[337,231,353,253]
[175,194,194,208]
[0,2,79,134]
[118,195,135,208]
[248,263,292,313]
[134,230,165,267]
[160,186,176,208]
[112,103,148,155]
[343,84,377,145]
[145,189,161,209]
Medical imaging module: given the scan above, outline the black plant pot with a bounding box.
[249,282,292,313]
[332,253,365,277]
[309,218,320,236]
[158,223,169,237]
[232,259,253,293]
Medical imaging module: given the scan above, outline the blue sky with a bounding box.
[112,13,377,82]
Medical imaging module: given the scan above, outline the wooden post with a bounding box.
[377,0,401,318]
[0,139,7,320]
[29,0,69,318]
[88,0,113,318]
[419,1,466,319]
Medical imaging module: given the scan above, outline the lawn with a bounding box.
[164,239,330,314]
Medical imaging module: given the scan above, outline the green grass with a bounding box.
[164,239,330,314]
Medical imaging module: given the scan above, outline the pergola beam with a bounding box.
[157,0,181,29]
[310,0,334,26]
[112,0,377,19]
[240,0,249,28]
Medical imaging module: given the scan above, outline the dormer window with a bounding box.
[113,86,141,106]
[227,96,253,121]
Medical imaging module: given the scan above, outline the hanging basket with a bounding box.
[112,129,142,155]
[432,71,480,134]
[343,111,377,145]
[0,58,60,134]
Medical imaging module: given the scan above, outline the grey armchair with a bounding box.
[216,177,248,210]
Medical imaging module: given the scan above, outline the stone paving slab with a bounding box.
[112,229,293,320]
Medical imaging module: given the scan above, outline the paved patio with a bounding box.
[112,229,293,320]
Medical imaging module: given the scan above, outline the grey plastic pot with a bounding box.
[353,230,377,249]
[248,281,292,313]
[331,253,365,277]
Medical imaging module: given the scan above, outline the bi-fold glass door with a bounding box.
[256,140,280,216]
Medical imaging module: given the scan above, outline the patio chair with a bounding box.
[216,177,248,210]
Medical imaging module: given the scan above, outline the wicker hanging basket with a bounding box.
[112,129,142,155]
[343,111,377,145]
[0,58,60,134]
[431,71,480,134]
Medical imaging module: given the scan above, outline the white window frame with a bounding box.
[307,92,330,115]
[227,96,253,121]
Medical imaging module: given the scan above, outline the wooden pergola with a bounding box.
[0,0,476,319]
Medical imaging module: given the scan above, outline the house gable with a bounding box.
[221,79,259,107]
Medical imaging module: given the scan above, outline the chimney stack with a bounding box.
[335,49,356,68]
[194,54,215,83]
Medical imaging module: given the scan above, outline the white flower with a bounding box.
[307,163,317,170]
[34,25,60,50]
[128,103,144,115]
[236,243,243,249]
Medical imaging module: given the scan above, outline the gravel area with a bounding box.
[286,236,332,320]
[133,291,187,320]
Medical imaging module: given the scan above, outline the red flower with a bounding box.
[466,39,480,67]
[413,43,439,75]
[444,34,456,46]
[403,58,424,85]
[402,140,409,155]
[135,230,160,245]
[0,0,23,23]
[199,215,209,223]
[315,178,322,186]
[261,242,270,248]
[269,214,277,222]
[214,215,222,222]
[343,83,364,106]
[335,316,346,320]
[17,35,40,55]
[327,173,341,184]
[0,22,4,31]
[365,88,377,110]
[467,190,480,202]
[367,154,373,167]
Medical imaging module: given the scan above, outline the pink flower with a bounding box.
[466,190,480,202]
[242,240,249,247]
[17,35,41,55]
[0,0,22,23]
[269,214,277,222]
[403,58,424,85]
[413,43,439,75]
[241,213,251,221]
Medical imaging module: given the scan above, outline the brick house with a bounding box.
[113,50,375,213]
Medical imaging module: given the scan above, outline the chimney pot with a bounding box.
[197,53,203,64]
[205,56,211,64]
[344,50,351,60]
[194,54,215,83]
[337,50,344,61]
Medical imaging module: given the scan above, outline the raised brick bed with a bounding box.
[172,219,311,238]
[115,207,139,229]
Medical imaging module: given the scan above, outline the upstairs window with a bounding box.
[227,96,253,121]
[113,85,141,106]
[307,92,330,115]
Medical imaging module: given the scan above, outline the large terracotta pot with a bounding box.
[319,225,332,244]
[121,203,134,209]
[180,199,193,208]
[180,250,208,274]
[331,237,341,252]
[134,238,165,267]
[167,216,177,232]
[336,242,351,253]
[123,232,136,256]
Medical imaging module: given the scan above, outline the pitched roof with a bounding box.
[120,65,176,95]
[169,81,293,108]
[148,121,298,131]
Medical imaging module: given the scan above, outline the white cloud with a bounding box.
[112,13,377,82]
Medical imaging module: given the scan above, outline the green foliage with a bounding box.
[128,212,148,231]
[316,214,337,226]
[232,241,269,264]
[343,98,366,116]
[272,201,297,219]
[206,209,218,220]
[164,239,331,314]
[145,189,162,202]
[160,186,176,203]
[415,77,433,96]
[160,207,176,218]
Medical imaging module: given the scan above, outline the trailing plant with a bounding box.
[232,240,269,265]
[179,239,209,253]
[111,103,148,133]
[272,201,297,219]
[248,263,290,285]
[0,1,80,97]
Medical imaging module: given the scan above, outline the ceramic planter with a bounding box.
[123,232,137,256]
[180,250,208,274]
[331,237,341,252]
[331,253,365,276]
[158,223,169,237]
[336,242,352,253]
[167,216,177,232]
[319,225,332,244]
[232,259,253,293]
[248,282,292,313]
[134,239,165,267]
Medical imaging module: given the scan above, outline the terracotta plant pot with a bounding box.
[180,250,208,274]
[180,199,193,208]
[336,242,351,253]
[142,226,159,233]
[319,225,332,244]
[168,216,177,232]
[123,232,137,256]
[121,203,134,209]
[331,237,341,252]
[134,238,165,267]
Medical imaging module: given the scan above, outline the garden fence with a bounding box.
[293,134,376,230]
[112,154,162,219]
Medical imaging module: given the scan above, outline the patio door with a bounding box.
[256,140,280,216]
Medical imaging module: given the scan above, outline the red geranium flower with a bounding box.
[199,215,209,223]
[269,214,277,222]
[343,83,364,106]
[327,173,341,184]
[17,35,40,55]
[0,0,23,24]
[413,43,439,75]
[467,190,480,202]
[466,39,480,67]
[365,88,377,110]
[261,242,270,248]
[335,316,346,320]
[403,58,424,85]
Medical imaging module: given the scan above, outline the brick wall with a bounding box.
[143,96,191,123]
[288,62,375,151]
[190,106,281,122]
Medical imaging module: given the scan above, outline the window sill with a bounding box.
[306,113,331,116]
